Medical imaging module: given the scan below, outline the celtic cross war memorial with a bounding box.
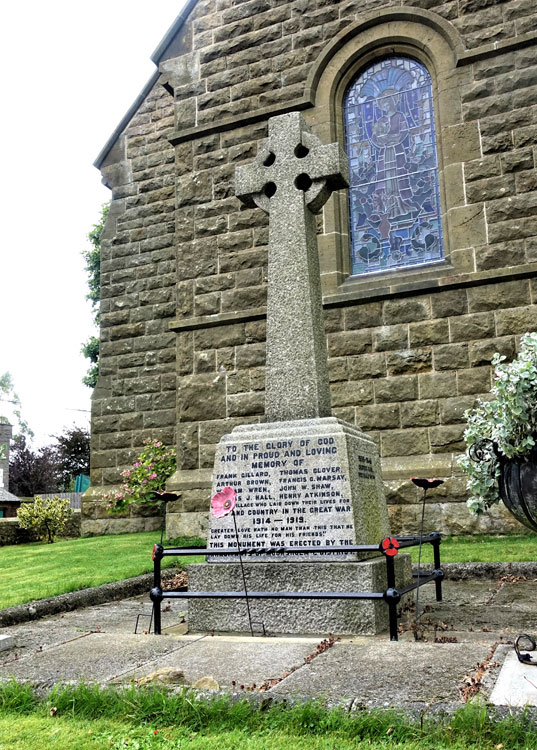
[187,112,410,635]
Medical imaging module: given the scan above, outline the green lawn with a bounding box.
[0,532,204,610]
[0,682,535,750]
[407,533,537,564]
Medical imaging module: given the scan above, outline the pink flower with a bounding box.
[155,441,162,448]
[149,473,157,480]
[211,486,236,518]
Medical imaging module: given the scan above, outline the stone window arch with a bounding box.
[304,8,473,296]
[344,56,444,277]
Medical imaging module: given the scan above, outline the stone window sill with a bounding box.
[169,262,537,332]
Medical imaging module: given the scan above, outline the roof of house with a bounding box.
[94,0,198,170]
[0,487,20,504]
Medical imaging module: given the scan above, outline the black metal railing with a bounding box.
[150,532,443,641]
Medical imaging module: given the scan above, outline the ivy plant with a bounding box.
[81,202,109,389]
[459,332,537,514]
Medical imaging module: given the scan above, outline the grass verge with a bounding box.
[0,532,204,610]
[407,533,537,564]
[0,681,535,750]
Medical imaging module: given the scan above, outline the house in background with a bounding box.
[0,421,21,518]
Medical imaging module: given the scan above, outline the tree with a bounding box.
[81,336,99,389]
[53,426,90,491]
[8,426,90,496]
[82,202,109,388]
[9,436,59,497]
[17,495,73,544]
[0,371,33,439]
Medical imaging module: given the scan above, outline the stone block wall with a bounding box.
[90,0,537,539]
[83,80,177,535]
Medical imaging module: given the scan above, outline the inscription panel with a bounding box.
[208,426,379,561]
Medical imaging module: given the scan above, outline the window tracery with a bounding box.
[344,57,444,276]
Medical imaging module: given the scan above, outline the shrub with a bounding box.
[17,495,73,544]
[459,332,537,514]
[105,439,176,514]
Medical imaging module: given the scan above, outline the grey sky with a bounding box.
[1,1,184,444]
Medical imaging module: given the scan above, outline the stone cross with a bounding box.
[235,112,349,422]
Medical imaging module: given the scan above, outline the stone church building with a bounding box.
[83,0,537,539]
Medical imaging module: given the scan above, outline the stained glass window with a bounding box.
[345,57,444,276]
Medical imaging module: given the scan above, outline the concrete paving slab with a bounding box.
[397,629,509,645]
[0,633,188,685]
[0,577,530,708]
[0,625,92,667]
[417,579,498,606]
[0,635,14,652]
[270,641,491,705]
[126,635,320,689]
[421,602,537,632]
[0,594,186,666]
[493,581,537,608]
[31,594,186,635]
[490,650,537,707]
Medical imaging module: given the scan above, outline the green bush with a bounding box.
[17,495,73,544]
[460,331,537,514]
[105,438,176,514]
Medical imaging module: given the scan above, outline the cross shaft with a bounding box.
[235,112,349,422]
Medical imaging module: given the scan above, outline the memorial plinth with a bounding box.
[187,112,411,635]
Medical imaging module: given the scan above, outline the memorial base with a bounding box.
[187,554,412,636]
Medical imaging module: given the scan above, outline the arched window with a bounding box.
[344,57,444,276]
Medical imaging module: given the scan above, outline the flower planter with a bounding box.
[498,450,537,533]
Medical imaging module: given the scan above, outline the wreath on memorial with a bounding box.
[105,438,176,514]
[459,332,537,514]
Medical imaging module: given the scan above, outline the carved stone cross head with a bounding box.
[234,112,349,423]
[235,111,349,215]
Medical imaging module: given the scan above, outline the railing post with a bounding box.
[431,532,443,602]
[384,553,400,641]
[150,544,164,635]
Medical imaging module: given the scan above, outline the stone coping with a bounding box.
[0,568,178,629]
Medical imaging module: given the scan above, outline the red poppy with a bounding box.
[410,477,444,490]
[211,486,237,518]
[380,537,400,557]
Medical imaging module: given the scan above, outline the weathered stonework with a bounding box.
[89,0,537,538]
